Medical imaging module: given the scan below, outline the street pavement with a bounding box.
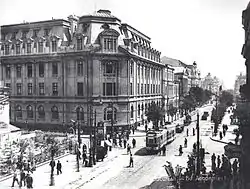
[0,103,229,189]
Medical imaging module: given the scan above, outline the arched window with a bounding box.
[131,105,134,118]
[51,106,59,120]
[104,107,117,121]
[76,107,84,121]
[26,105,33,119]
[15,105,22,118]
[38,105,45,119]
[138,104,140,115]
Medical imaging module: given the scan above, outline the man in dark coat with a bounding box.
[211,153,216,171]
[56,160,62,175]
[129,153,134,167]
[49,159,56,175]
[132,138,136,148]
[26,173,33,189]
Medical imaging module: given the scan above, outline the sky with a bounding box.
[0,0,249,89]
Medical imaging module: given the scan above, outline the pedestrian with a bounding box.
[233,159,238,176]
[211,153,216,172]
[132,126,135,135]
[26,173,33,189]
[19,169,26,187]
[217,155,221,169]
[186,128,189,137]
[132,138,136,148]
[127,144,131,154]
[11,169,19,187]
[56,160,62,175]
[119,138,122,147]
[123,139,127,149]
[129,153,134,167]
[49,158,56,175]
[193,128,195,136]
[184,138,187,148]
[220,131,223,140]
[162,145,166,155]
[179,145,183,156]
[82,151,87,164]
[145,124,148,132]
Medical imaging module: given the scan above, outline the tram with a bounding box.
[146,124,176,151]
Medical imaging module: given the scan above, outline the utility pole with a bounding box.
[214,92,218,135]
[88,106,93,167]
[76,121,80,172]
[93,110,97,165]
[196,112,200,176]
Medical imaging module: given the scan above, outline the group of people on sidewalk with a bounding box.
[11,169,33,188]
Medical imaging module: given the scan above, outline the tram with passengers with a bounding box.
[146,124,176,151]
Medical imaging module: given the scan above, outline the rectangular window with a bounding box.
[52,41,57,52]
[103,38,117,52]
[16,65,22,78]
[16,44,20,54]
[145,84,147,94]
[104,62,116,76]
[52,83,58,96]
[27,64,32,78]
[130,63,133,75]
[77,82,84,96]
[130,83,133,95]
[141,84,143,94]
[77,60,83,76]
[103,83,116,96]
[147,84,149,94]
[5,45,9,55]
[137,83,140,95]
[17,83,22,95]
[6,65,11,79]
[52,62,58,77]
[39,83,45,95]
[27,43,31,54]
[39,63,44,77]
[28,83,33,95]
[138,66,140,77]
[77,38,82,50]
[38,42,43,53]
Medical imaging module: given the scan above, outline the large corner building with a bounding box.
[0,10,163,134]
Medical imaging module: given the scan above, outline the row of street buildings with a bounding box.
[0,10,217,133]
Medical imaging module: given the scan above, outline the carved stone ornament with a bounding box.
[82,23,90,33]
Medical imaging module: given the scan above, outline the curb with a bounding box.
[0,153,70,182]
[210,137,231,145]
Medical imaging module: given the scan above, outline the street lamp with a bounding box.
[70,119,80,172]
[196,112,200,176]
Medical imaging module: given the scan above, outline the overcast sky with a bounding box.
[0,0,249,89]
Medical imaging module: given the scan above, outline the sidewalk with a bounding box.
[210,108,239,145]
[0,136,144,189]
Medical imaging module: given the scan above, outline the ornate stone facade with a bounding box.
[0,10,163,134]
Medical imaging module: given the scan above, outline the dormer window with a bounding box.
[103,37,117,52]
[16,44,20,54]
[12,32,17,40]
[4,44,9,55]
[44,29,50,36]
[77,37,82,50]
[52,40,57,52]
[38,41,43,53]
[33,29,39,37]
[22,31,28,39]
[99,28,119,53]
[27,43,31,54]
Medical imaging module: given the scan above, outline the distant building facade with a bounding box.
[234,73,246,97]
[0,10,163,133]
